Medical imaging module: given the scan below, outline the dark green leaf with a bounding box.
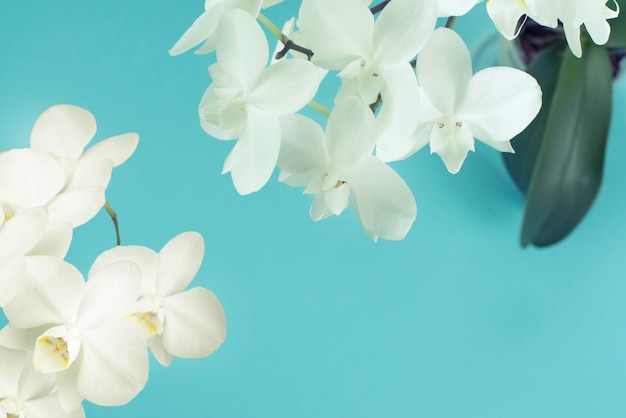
[520,40,612,247]
[503,43,565,193]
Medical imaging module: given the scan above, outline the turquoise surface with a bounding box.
[1,1,626,417]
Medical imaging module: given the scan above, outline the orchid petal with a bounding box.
[55,358,83,413]
[157,231,204,296]
[248,59,320,115]
[0,346,25,395]
[0,206,48,257]
[162,287,226,360]
[66,158,113,191]
[199,85,242,140]
[562,23,583,58]
[216,10,268,92]
[457,66,542,142]
[0,255,26,307]
[223,106,281,195]
[486,0,530,39]
[326,97,376,169]
[375,64,420,158]
[46,187,105,227]
[3,256,84,328]
[430,121,474,174]
[417,27,472,115]
[78,261,141,329]
[24,394,84,418]
[147,336,173,367]
[345,157,417,241]
[373,0,437,65]
[81,132,139,167]
[89,245,160,295]
[30,105,96,160]
[224,0,263,15]
[437,0,480,16]
[0,149,65,209]
[0,324,50,351]
[324,184,350,216]
[78,320,148,406]
[310,194,333,221]
[169,10,221,56]
[26,222,73,258]
[277,114,328,180]
[298,0,373,69]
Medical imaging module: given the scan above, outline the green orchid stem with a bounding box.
[445,16,457,29]
[308,100,331,117]
[257,13,325,116]
[104,201,121,246]
[257,12,286,43]
[257,12,314,60]
[370,0,391,14]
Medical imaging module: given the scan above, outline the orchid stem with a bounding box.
[104,201,121,246]
[445,16,457,29]
[370,0,392,14]
[257,12,286,43]
[308,100,331,117]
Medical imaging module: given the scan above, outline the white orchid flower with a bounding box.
[169,0,284,56]
[0,347,85,418]
[377,28,542,174]
[0,105,138,258]
[487,0,619,57]
[88,231,226,367]
[550,0,620,58]
[199,9,320,195]
[298,0,436,104]
[1,256,148,409]
[30,104,139,216]
[278,97,417,241]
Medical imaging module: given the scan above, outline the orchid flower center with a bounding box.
[0,398,24,418]
[436,119,464,142]
[320,172,350,215]
[33,325,82,373]
[128,309,165,338]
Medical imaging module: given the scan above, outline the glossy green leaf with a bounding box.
[503,43,564,193]
[519,40,613,247]
[606,0,626,48]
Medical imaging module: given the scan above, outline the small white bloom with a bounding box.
[298,0,436,104]
[0,105,138,259]
[89,232,226,367]
[199,9,320,195]
[278,97,417,241]
[486,0,620,57]
[169,0,284,56]
[377,28,542,174]
[2,256,147,409]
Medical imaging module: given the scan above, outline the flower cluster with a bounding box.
[487,0,620,57]
[0,105,226,418]
[169,0,619,241]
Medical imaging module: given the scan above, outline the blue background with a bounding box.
[1,1,626,417]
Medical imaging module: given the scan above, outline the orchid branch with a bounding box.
[308,100,331,116]
[257,12,314,60]
[370,0,392,14]
[104,200,121,246]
